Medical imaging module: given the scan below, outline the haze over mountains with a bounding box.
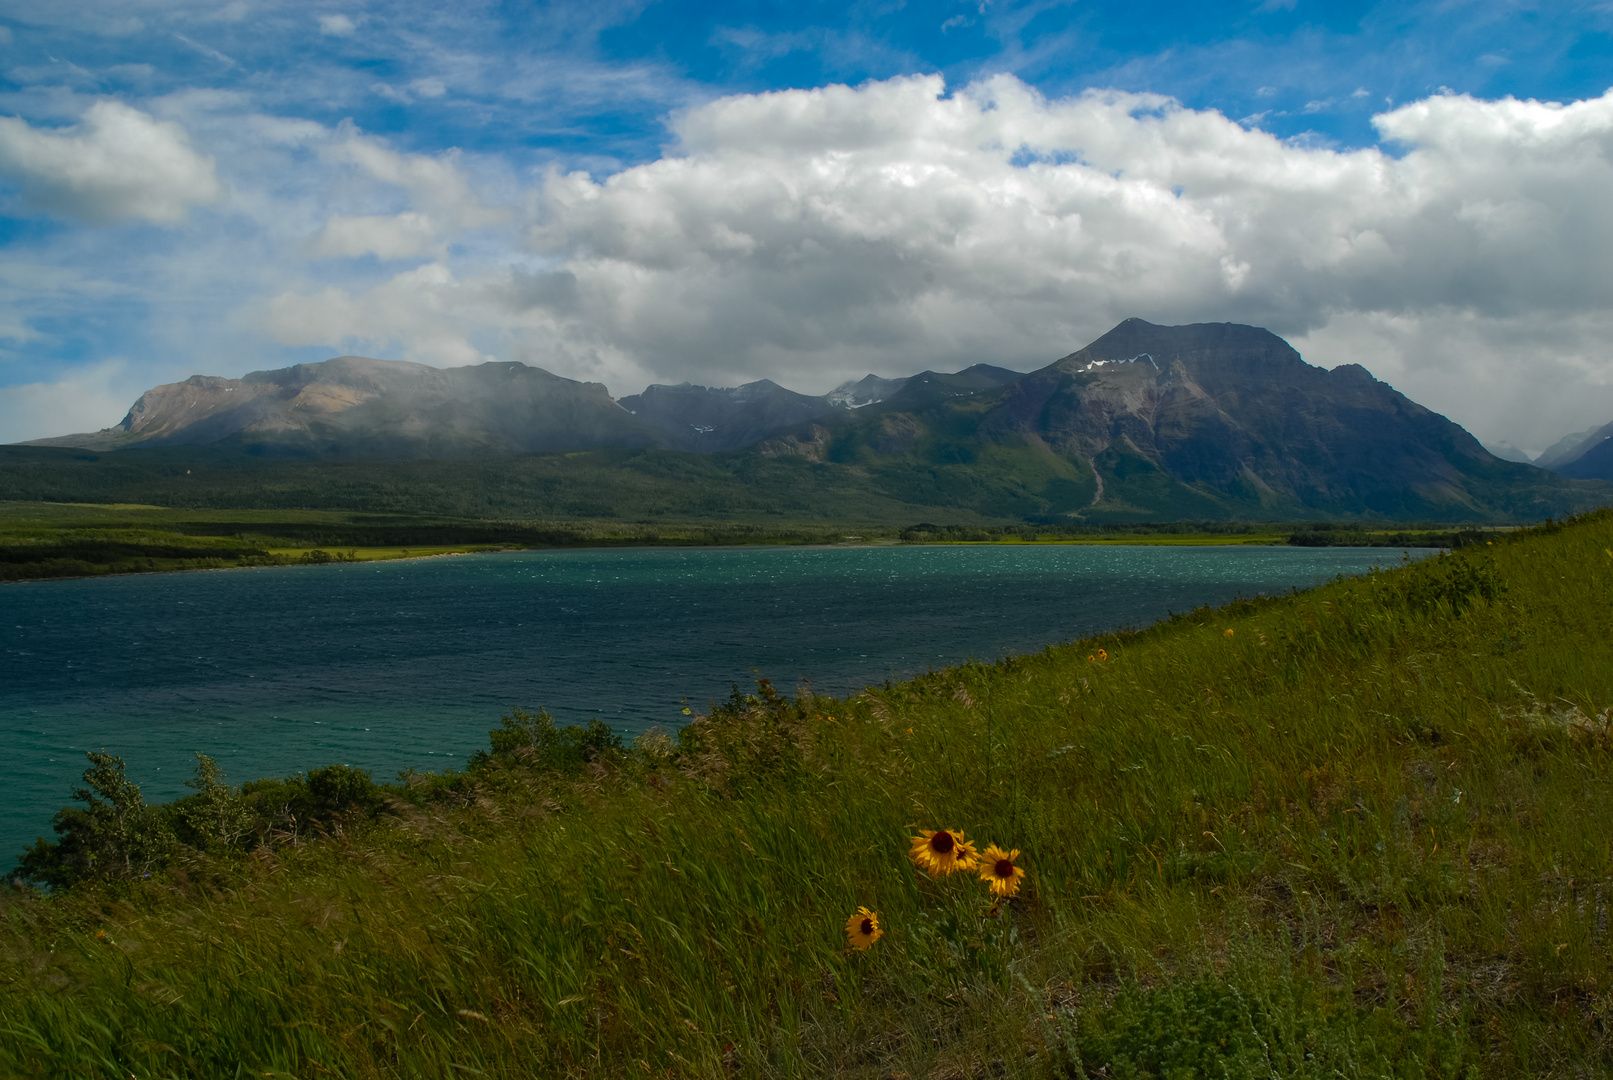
[18,319,1610,523]
[31,356,1021,458]
[1531,423,1613,482]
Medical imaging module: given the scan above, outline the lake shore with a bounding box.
[2,499,1484,583]
[2,512,1603,1077]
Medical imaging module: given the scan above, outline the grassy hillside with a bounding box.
[4,514,1613,1077]
[807,396,1610,525]
[6,438,1607,529]
[0,444,1004,524]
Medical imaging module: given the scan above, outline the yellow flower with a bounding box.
[1224,628,1234,638]
[909,829,979,877]
[978,845,1025,898]
[845,907,882,949]
[1097,648,1108,662]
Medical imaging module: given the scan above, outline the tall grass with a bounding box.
[4,514,1613,1077]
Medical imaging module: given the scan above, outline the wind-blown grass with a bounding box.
[3,513,1613,1077]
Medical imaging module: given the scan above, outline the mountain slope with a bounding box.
[13,323,1606,523]
[1536,426,1602,471]
[1533,420,1613,480]
[759,319,1603,523]
[28,356,668,458]
[28,357,1028,460]
[616,380,832,452]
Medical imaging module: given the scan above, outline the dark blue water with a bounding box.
[1,544,1414,860]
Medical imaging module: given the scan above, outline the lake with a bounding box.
[1,543,1419,863]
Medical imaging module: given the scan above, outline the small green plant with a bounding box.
[174,752,252,853]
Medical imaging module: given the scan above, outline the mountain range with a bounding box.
[30,356,1022,458]
[19,319,1611,523]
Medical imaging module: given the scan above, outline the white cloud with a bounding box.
[258,75,1613,441]
[172,33,236,67]
[319,14,356,36]
[260,262,499,368]
[0,361,130,441]
[0,100,222,224]
[323,128,510,230]
[1295,310,1613,450]
[306,211,441,260]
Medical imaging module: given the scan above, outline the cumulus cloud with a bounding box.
[281,130,514,261]
[260,75,1613,443]
[0,101,222,224]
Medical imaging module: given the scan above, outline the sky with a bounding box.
[0,1,1610,453]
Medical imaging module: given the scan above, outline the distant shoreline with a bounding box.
[0,499,1494,586]
[1,532,1449,586]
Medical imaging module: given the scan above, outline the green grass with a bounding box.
[4,514,1613,1077]
[6,436,1606,528]
[0,502,907,582]
[1,502,1489,583]
[0,443,1007,525]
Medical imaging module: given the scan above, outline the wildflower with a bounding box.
[1098,649,1108,662]
[909,829,978,876]
[978,845,1025,898]
[846,907,882,949]
[1224,628,1234,638]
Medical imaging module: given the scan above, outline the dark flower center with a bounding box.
[995,859,1014,878]
[931,831,955,854]
[860,918,874,935]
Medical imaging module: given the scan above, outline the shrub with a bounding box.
[15,751,175,888]
[471,708,623,773]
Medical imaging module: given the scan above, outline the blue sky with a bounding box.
[0,0,1611,449]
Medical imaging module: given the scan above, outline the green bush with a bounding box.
[472,708,623,772]
[15,751,174,889]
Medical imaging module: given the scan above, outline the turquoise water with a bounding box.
[2,544,1417,862]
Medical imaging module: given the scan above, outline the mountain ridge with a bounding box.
[28,356,667,458]
[752,319,1595,523]
[17,319,1608,523]
[29,356,1023,458]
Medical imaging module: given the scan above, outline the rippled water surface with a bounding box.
[2,543,1418,860]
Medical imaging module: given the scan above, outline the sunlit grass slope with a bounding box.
[5,514,1613,1077]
